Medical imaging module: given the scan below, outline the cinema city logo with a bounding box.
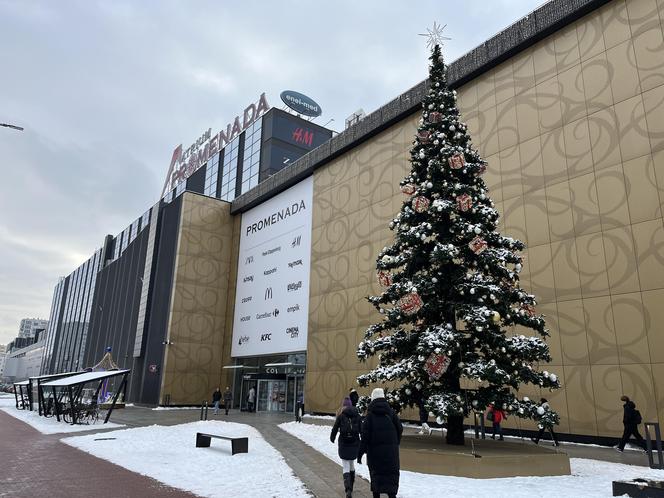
[286,326,299,338]
[162,93,270,196]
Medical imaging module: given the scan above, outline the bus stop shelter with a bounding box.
[13,380,30,409]
[41,369,130,425]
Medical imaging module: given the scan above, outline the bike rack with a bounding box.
[200,401,209,421]
[644,422,664,470]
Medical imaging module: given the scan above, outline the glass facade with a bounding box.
[50,249,102,373]
[40,277,67,374]
[204,152,220,198]
[240,120,262,195]
[220,136,240,201]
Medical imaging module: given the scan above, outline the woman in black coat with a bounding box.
[330,397,361,498]
[357,388,403,498]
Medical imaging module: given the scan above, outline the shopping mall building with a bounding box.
[40,0,664,442]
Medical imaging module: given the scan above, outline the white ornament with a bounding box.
[550,374,558,382]
[537,406,545,416]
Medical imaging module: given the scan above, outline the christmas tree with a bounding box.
[356,42,560,445]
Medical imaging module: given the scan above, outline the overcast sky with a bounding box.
[0,0,543,344]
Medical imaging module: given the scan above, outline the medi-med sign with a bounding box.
[232,176,313,357]
[161,93,270,196]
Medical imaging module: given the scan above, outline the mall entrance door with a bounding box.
[257,379,287,412]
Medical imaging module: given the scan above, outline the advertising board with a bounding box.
[231,176,313,357]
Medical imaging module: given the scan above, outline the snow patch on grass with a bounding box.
[1,406,124,434]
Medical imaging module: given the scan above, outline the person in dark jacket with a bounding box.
[223,386,233,415]
[212,388,222,415]
[531,398,560,446]
[357,388,403,498]
[349,388,359,407]
[330,397,361,498]
[617,396,646,451]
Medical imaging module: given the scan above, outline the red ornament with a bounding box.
[412,196,430,213]
[377,271,392,288]
[468,236,488,254]
[448,153,466,169]
[456,194,472,212]
[522,304,536,317]
[401,183,416,195]
[417,131,432,143]
[428,112,443,123]
[398,292,423,315]
[424,353,451,380]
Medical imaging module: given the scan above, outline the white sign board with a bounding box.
[231,176,313,357]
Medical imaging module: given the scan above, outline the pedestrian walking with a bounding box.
[349,388,359,407]
[616,396,646,452]
[531,398,560,446]
[487,402,506,441]
[330,397,361,498]
[223,386,233,415]
[247,386,256,413]
[357,388,403,498]
[212,387,222,415]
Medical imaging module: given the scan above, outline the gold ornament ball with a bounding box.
[492,311,501,323]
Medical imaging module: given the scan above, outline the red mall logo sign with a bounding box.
[161,93,270,197]
[292,128,314,147]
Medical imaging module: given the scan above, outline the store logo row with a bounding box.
[239,303,301,323]
[236,326,300,346]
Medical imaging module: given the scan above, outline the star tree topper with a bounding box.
[418,21,451,50]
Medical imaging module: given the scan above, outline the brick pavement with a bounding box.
[0,410,197,498]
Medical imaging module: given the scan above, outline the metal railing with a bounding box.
[644,422,664,470]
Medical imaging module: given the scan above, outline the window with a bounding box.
[240,120,262,195]
[204,152,220,197]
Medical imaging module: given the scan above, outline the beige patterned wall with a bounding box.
[160,193,234,404]
[308,0,664,437]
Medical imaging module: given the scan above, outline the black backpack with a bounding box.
[340,413,359,441]
[635,410,643,425]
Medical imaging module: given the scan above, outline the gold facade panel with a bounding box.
[642,83,664,152]
[595,164,630,229]
[533,38,558,83]
[551,239,583,301]
[611,293,651,363]
[590,364,624,435]
[564,365,599,435]
[577,10,606,61]
[632,219,664,290]
[575,233,610,297]
[581,53,614,114]
[603,226,640,293]
[557,300,589,364]
[582,296,619,364]
[569,172,602,235]
[623,154,662,223]
[587,107,622,171]
[614,94,651,161]
[305,0,664,435]
[512,49,536,94]
[632,26,664,92]
[536,77,564,132]
[600,0,632,50]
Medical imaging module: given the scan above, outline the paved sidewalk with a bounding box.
[0,410,196,498]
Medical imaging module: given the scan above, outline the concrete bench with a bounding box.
[195,432,248,455]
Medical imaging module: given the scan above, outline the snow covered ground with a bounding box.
[1,404,124,434]
[63,420,309,498]
[280,421,664,498]
[152,405,199,411]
